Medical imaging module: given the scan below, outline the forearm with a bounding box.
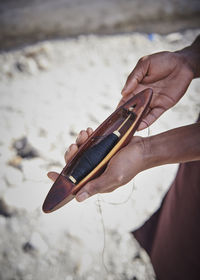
[144,122,200,170]
[176,35,200,78]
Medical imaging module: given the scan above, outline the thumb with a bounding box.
[137,107,164,131]
[121,56,150,96]
[47,171,59,182]
[75,171,115,202]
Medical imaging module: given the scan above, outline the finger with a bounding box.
[76,130,89,146]
[64,144,78,163]
[86,127,93,136]
[75,169,116,202]
[117,83,147,109]
[47,171,59,182]
[117,91,136,108]
[121,56,150,97]
[137,107,164,131]
[122,76,138,96]
[65,128,93,164]
[116,96,128,109]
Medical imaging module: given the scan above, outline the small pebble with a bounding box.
[13,137,39,159]
[22,242,35,253]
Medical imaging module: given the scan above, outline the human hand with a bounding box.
[119,50,196,130]
[48,128,146,202]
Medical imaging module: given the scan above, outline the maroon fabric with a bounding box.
[133,160,200,280]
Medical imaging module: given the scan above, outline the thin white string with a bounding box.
[96,124,151,276]
[96,195,109,275]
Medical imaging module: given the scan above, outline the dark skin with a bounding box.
[48,35,200,202]
[119,35,200,130]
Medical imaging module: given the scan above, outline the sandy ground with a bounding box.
[0,29,200,280]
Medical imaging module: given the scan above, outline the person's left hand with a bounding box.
[48,128,146,202]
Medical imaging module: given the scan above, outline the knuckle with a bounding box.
[139,55,149,63]
[133,73,141,82]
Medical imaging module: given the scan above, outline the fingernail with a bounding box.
[76,192,89,202]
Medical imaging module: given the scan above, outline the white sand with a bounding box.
[0,29,199,280]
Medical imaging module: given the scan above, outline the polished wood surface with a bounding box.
[43,88,153,213]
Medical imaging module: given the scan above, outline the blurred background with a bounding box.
[0,1,200,280]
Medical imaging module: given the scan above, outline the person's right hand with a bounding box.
[47,128,147,202]
[119,50,196,130]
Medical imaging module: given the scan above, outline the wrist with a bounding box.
[133,136,157,171]
[138,136,158,171]
[141,123,200,171]
[176,44,200,78]
[142,135,170,170]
